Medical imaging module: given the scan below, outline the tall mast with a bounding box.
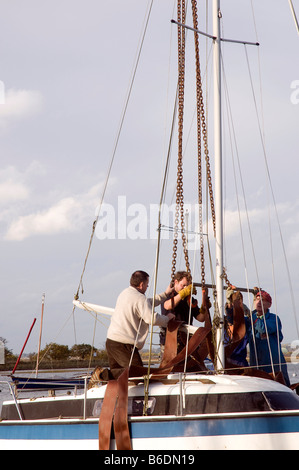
[172,2,258,371]
[213,0,225,370]
[36,293,45,377]
[289,0,299,35]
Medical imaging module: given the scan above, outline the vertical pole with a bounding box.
[213,0,225,370]
[36,293,45,377]
[12,318,36,375]
[289,0,299,35]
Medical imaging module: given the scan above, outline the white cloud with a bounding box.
[0,166,29,206]
[0,162,107,241]
[0,88,43,128]
[5,197,79,240]
[223,207,265,237]
[0,180,29,205]
[0,163,45,206]
[5,183,101,241]
[288,232,299,254]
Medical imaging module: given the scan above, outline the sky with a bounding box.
[0,0,299,358]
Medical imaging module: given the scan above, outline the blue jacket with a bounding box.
[245,310,290,386]
[224,306,249,367]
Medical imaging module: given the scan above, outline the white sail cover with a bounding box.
[73,299,197,335]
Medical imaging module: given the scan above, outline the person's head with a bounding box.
[173,271,191,293]
[130,270,149,294]
[255,290,272,314]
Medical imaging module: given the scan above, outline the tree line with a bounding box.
[35,343,108,362]
[0,337,108,362]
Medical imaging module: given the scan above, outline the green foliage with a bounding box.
[95,349,108,362]
[0,337,108,365]
[40,343,70,361]
[70,343,97,360]
[0,336,17,359]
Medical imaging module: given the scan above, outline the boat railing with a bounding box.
[10,374,88,393]
[83,376,88,420]
[0,380,24,420]
[1,376,90,422]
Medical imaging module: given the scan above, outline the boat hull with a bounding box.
[1,412,299,450]
[2,374,299,450]
[11,376,86,391]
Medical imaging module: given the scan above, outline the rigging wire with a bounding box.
[171,0,191,282]
[244,45,299,340]
[288,0,299,35]
[74,0,154,302]
[220,51,260,367]
[143,13,181,415]
[73,1,297,380]
[69,0,154,348]
[268,208,282,372]
[249,0,266,143]
[220,42,279,374]
[220,34,297,374]
[183,231,200,381]
[249,1,281,368]
[221,4,286,374]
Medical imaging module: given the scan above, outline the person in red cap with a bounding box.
[246,290,290,386]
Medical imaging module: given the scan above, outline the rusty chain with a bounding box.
[191,0,205,286]
[221,266,232,287]
[191,0,216,239]
[171,0,216,287]
[171,0,191,285]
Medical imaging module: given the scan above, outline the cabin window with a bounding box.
[184,392,269,414]
[183,392,299,414]
[92,397,156,417]
[128,398,156,415]
[92,391,299,418]
[263,391,299,411]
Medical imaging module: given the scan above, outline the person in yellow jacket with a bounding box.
[159,271,205,352]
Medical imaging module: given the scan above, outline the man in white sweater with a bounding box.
[91,270,175,383]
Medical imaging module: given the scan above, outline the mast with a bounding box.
[213,0,225,370]
[172,2,259,372]
[289,0,299,35]
[35,293,45,377]
[12,318,37,375]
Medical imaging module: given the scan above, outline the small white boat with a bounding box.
[1,373,299,450]
[1,0,299,451]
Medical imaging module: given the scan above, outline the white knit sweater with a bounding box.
[107,286,170,350]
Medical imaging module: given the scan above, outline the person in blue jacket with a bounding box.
[225,287,249,368]
[245,290,290,387]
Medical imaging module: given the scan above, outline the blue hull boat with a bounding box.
[11,375,86,391]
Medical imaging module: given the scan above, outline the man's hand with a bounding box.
[179,284,197,300]
[165,284,175,296]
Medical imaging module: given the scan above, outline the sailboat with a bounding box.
[1,0,299,450]
[10,295,86,392]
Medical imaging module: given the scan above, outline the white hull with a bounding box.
[1,374,299,450]
[1,417,299,450]
[2,436,299,451]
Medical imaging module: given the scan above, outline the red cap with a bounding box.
[257,290,272,306]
